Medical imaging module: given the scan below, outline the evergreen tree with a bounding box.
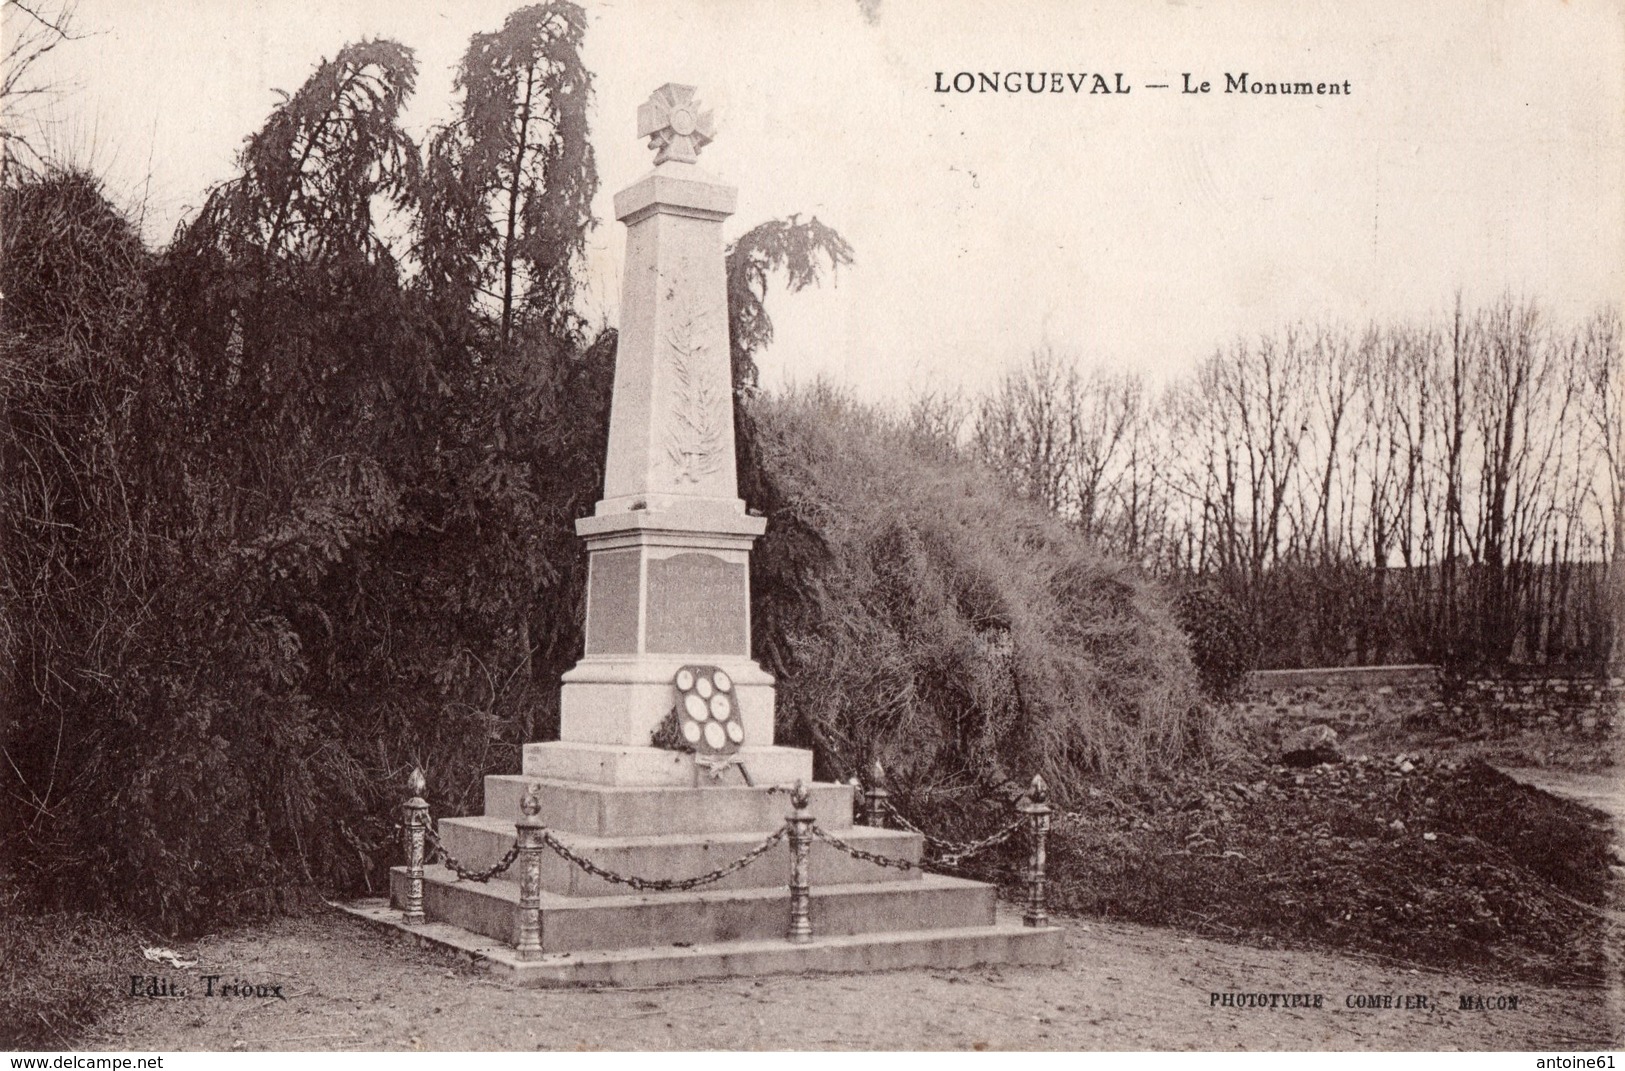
[419,2,596,347]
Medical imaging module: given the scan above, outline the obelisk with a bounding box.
[523,84,811,788]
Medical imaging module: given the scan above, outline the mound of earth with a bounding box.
[926,754,1614,986]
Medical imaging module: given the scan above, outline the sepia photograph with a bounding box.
[1,0,1621,1058]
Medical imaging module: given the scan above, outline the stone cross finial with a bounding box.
[637,83,716,164]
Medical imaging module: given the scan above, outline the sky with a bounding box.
[14,0,1625,401]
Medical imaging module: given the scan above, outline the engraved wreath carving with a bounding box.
[663,306,726,484]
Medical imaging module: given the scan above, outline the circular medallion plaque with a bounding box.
[670,664,744,758]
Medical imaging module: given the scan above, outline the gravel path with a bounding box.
[82,908,1620,1051]
[1498,767,1625,829]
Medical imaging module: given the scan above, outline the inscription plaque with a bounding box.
[645,552,748,655]
[584,549,641,655]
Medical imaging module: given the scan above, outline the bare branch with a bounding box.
[4,0,81,40]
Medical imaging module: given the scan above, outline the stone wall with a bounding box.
[1236,663,1621,741]
[1237,665,1442,740]
[1436,665,1623,736]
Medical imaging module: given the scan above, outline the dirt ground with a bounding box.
[78,907,1620,1052]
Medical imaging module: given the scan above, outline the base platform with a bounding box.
[340,898,1064,987]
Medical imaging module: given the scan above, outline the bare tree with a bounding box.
[0,0,82,176]
[970,299,1619,669]
[903,383,969,458]
[1577,308,1623,661]
[973,346,1080,515]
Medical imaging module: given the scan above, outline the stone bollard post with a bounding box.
[863,758,890,828]
[1019,774,1052,928]
[513,784,546,960]
[846,775,862,825]
[402,767,429,925]
[786,779,814,944]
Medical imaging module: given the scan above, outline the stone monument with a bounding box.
[356,86,1063,985]
[526,82,806,788]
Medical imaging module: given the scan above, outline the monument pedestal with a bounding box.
[349,766,1062,985]
[556,506,780,772]
[520,742,812,788]
[341,84,1062,984]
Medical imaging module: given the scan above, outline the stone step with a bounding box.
[521,741,813,788]
[483,775,859,837]
[390,865,994,951]
[436,816,923,896]
[342,898,1065,988]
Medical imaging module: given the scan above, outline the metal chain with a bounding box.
[540,826,788,892]
[415,798,1023,891]
[883,806,925,835]
[809,824,925,872]
[928,816,1029,865]
[424,822,520,883]
[880,808,1029,864]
